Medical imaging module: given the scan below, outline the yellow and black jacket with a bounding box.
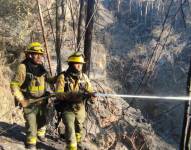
[55,69,93,111]
[10,58,51,103]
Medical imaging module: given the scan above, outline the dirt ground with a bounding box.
[0,121,66,150]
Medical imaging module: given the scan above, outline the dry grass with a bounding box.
[0,51,14,122]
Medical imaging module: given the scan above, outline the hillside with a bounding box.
[0,0,190,150]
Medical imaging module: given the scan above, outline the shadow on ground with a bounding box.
[0,121,60,150]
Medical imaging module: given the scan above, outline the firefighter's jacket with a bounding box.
[55,71,93,111]
[10,58,53,103]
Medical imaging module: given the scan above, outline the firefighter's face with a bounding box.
[31,53,44,64]
[73,63,83,72]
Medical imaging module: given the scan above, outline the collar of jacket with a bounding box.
[22,58,47,77]
[66,66,81,80]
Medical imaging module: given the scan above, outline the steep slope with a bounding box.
[0,0,189,149]
[95,0,191,148]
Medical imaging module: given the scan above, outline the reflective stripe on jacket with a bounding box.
[10,63,46,101]
[55,72,93,101]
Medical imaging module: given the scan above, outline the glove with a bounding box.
[83,92,97,103]
[91,92,97,98]
[84,92,96,98]
[20,99,29,107]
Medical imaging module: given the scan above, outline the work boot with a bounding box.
[25,136,37,150]
[67,143,77,150]
[76,133,82,143]
[37,126,46,142]
[25,144,36,150]
[38,135,47,142]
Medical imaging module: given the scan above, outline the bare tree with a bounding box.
[83,0,95,74]
[180,59,191,150]
[55,0,66,73]
[77,0,85,50]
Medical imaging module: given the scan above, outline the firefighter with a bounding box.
[10,42,53,150]
[55,51,95,150]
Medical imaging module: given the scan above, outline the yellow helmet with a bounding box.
[67,51,85,63]
[25,42,45,54]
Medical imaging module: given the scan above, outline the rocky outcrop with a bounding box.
[83,80,176,149]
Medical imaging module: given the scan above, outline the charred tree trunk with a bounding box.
[180,59,191,150]
[77,0,85,50]
[83,0,95,75]
[55,0,65,73]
